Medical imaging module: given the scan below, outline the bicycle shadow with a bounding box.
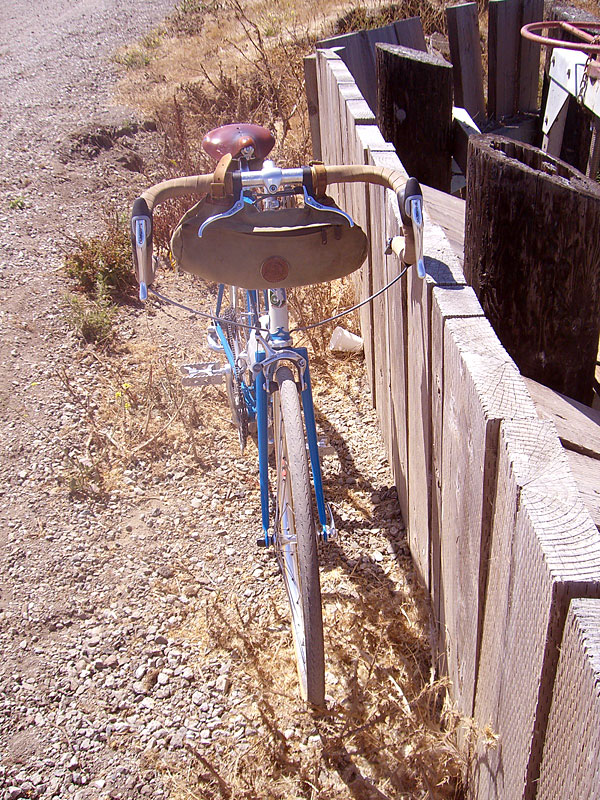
[313,534,444,799]
[308,407,454,798]
[313,405,408,557]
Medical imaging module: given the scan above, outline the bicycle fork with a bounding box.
[253,344,336,547]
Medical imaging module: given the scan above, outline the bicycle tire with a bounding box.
[273,365,325,706]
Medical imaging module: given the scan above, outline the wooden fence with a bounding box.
[314,48,600,800]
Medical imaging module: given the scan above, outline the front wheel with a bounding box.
[273,366,325,707]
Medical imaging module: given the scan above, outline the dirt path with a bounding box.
[0,4,461,799]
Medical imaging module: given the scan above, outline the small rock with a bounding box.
[157,566,174,579]
[372,550,384,563]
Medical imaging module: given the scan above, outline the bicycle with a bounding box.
[131,123,425,707]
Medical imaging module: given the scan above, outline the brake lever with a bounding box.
[408,194,425,279]
[131,197,154,301]
[402,178,425,279]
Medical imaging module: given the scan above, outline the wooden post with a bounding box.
[303,55,322,161]
[446,2,485,124]
[464,135,600,405]
[376,44,453,192]
[518,0,544,112]
[393,17,427,51]
[488,0,521,119]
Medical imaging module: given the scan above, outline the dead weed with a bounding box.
[55,341,220,496]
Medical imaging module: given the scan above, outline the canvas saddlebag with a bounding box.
[170,196,369,290]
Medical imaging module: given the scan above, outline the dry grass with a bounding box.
[55,338,222,496]
[335,0,446,36]
[288,277,361,358]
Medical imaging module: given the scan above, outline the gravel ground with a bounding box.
[0,4,430,799]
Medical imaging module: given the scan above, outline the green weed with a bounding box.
[64,286,116,347]
[64,212,136,298]
[8,196,27,210]
[169,0,221,35]
[114,46,151,69]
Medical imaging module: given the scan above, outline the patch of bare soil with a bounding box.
[0,1,475,798]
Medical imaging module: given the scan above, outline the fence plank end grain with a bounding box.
[446,2,485,123]
[440,317,537,715]
[430,286,485,658]
[473,418,600,800]
[376,44,453,192]
[537,599,600,799]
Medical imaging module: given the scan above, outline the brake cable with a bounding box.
[148,259,413,334]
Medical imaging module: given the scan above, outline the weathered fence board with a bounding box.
[440,317,537,714]
[368,169,391,442]
[314,43,600,800]
[430,285,485,658]
[446,2,485,123]
[367,149,404,459]
[422,185,466,261]
[523,376,600,460]
[567,450,600,530]
[393,17,427,52]
[317,18,426,112]
[537,598,600,798]
[384,189,409,517]
[376,44,453,192]
[473,419,600,800]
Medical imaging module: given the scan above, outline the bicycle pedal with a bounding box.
[256,535,272,547]
[322,524,338,542]
[180,362,229,386]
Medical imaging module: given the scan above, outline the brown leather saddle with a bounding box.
[202,123,275,161]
